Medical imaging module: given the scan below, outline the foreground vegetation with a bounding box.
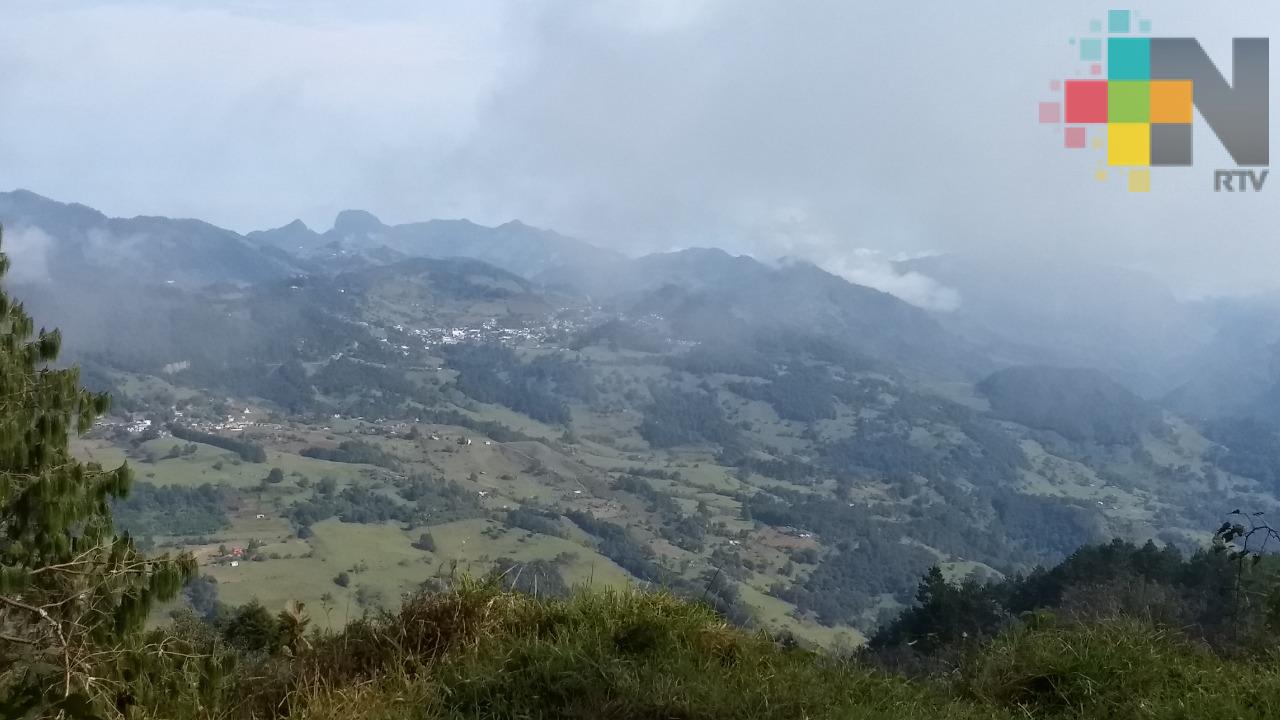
[14,577,1280,719]
[158,529,1280,720]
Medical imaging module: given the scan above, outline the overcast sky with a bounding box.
[1,1,1278,300]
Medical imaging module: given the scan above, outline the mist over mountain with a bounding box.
[0,189,302,287]
[9,189,1280,418]
[0,191,985,378]
[1161,295,1280,422]
[895,253,1218,397]
[885,253,1280,429]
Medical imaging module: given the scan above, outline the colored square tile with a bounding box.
[1050,79,1062,91]
[1108,81,1149,122]
[1108,122,1149,165]
[1150,80,1192,123]
[1065,80,1108,123]
[1090,19,1103,33]
[1128,169,1150,192]
[1080,37,1103,61]
[1095,169,1108,181]
[1138,19,1152,33]
[1091,135,1105,150]
[1151,123,1192,166]
[1040,102,1061,123]
[1108,38,1150,79]
[1091,63,1103,75]
[1065,126,1087,148]
[1109,10,1131,33]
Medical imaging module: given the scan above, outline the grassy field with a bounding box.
[202,517,640,629]
[734,581,866,648]
[205,519,428,627]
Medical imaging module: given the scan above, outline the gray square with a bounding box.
[1150,123,1192,166]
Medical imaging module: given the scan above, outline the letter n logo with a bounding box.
[1149,38,1269,166]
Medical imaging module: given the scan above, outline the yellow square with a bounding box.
[1095,169,1108,182]
[1108,123,1150,166]
[1128,169,1150,192]
[1091,136,1104,150]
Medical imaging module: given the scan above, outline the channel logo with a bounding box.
[1038,11,1268,192]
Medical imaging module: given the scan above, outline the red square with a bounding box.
[1064,127,1087,148]
[1064,80,1107,123]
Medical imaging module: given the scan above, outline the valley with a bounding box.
[2,188,1273,648]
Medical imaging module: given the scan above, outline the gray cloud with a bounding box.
[0,1,1278,300]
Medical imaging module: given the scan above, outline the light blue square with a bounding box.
[1090,19,1103,33]
[1108,37,1149,79]
[1080,38,1103,62]
[1109,10,1131,34]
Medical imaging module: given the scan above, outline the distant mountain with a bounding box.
[897,254,1213,397]
[1161,295,1280,421]
[250,211,623,279]
[978,366,1161,444]
[0,190,301,287]
[537,247,769,300]
[26,190,1280,408]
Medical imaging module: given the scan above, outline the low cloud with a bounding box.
[1,225,53,283]
[820,250,960,312]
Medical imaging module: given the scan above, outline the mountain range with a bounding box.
[3,188,1277,421]
[8,188,1280,643]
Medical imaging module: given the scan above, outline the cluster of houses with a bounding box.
[196,407,264,433]
[213,545,246,568]
[98,402,278,439]
[392,315,585,350]
[367,307,624,357]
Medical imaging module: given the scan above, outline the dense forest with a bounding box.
[442,344,590,425]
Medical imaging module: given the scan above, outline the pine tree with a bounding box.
[0,225,197,713]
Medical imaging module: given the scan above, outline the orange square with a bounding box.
[1151,80,1192,123]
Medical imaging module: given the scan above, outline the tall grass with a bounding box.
[268,582,998,720]
[123,583,1280,719]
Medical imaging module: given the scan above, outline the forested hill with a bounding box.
[978,366,1160,444]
